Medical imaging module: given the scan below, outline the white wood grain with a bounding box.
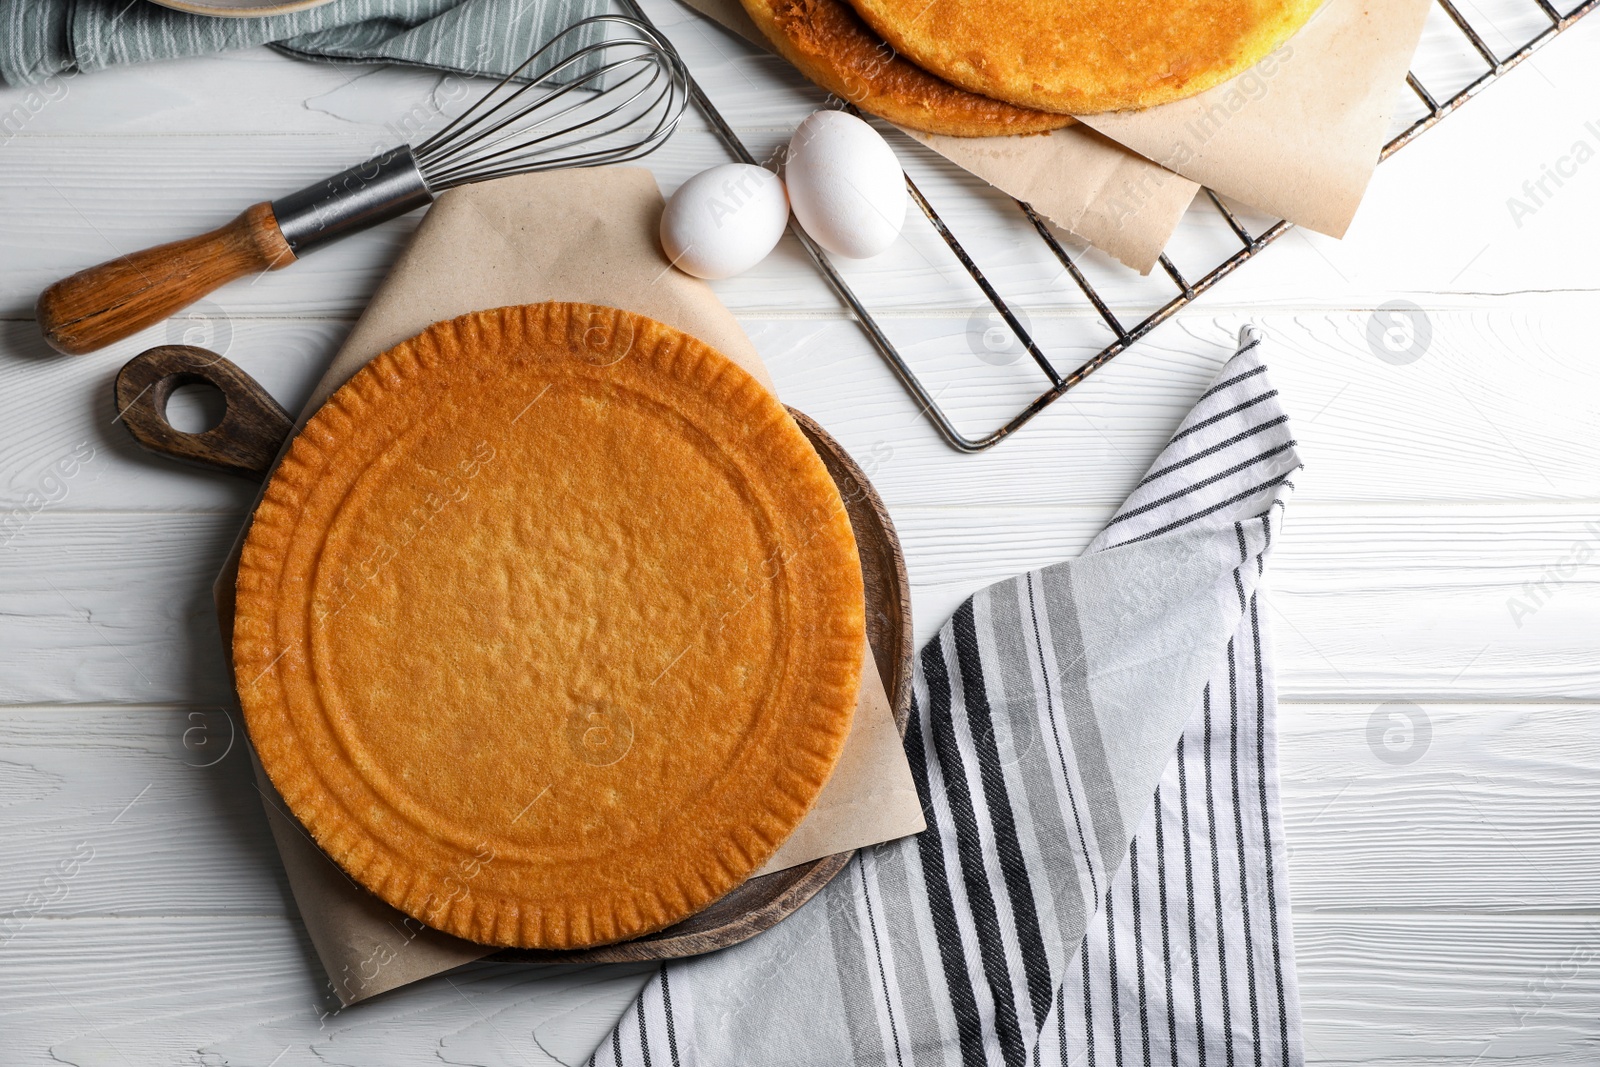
[0,913,656,1067]
[1294,914,1600,1065]
[3,703,1597,921]
[2,503,1598,705]
[1,0,1598,1061]
[4,912,1600,1065]
[1277,703,1600,914]
[4,306,1599,518]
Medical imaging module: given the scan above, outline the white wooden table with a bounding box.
[3,3,1599,1063]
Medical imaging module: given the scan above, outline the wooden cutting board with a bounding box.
[115,342,913,964]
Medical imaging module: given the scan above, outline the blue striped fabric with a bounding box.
[592,326,1304,1067]
[0,0,608,87]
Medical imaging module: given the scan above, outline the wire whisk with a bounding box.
[38,15,691,356]
[416,15,687,186]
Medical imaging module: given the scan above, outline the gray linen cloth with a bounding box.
[0,0,607,87]
[594,328,1306,1066]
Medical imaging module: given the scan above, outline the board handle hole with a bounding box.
[163,379,228,435]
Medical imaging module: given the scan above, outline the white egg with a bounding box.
[659,163,790,280]
[784,111,907,260]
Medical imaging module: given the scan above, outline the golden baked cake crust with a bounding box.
[842,0,1323,114]
[233,303,865,950]
[741,0,1073,137]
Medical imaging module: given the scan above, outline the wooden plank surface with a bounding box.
[2,0,1598,1061]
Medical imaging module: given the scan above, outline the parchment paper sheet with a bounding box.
[216,167,925,1006]
[1081,0,1434,238]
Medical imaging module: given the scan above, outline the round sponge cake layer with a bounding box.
[842,0,1322,115]
[741,0,1074,136]
[233,303,865,950]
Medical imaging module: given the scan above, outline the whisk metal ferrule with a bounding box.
[271,145,435,256]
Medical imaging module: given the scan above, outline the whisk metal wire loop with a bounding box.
[272,15,688,255]
[416,15,689,186]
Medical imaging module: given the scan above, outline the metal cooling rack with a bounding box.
[626,0,1597,452]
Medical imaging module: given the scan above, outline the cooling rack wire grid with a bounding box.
[620,0,1596,451]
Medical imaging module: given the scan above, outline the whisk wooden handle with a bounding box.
[37,202,296,356]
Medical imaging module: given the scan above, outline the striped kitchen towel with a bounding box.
[592,326,1304,1067]
[0,0,610,88]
